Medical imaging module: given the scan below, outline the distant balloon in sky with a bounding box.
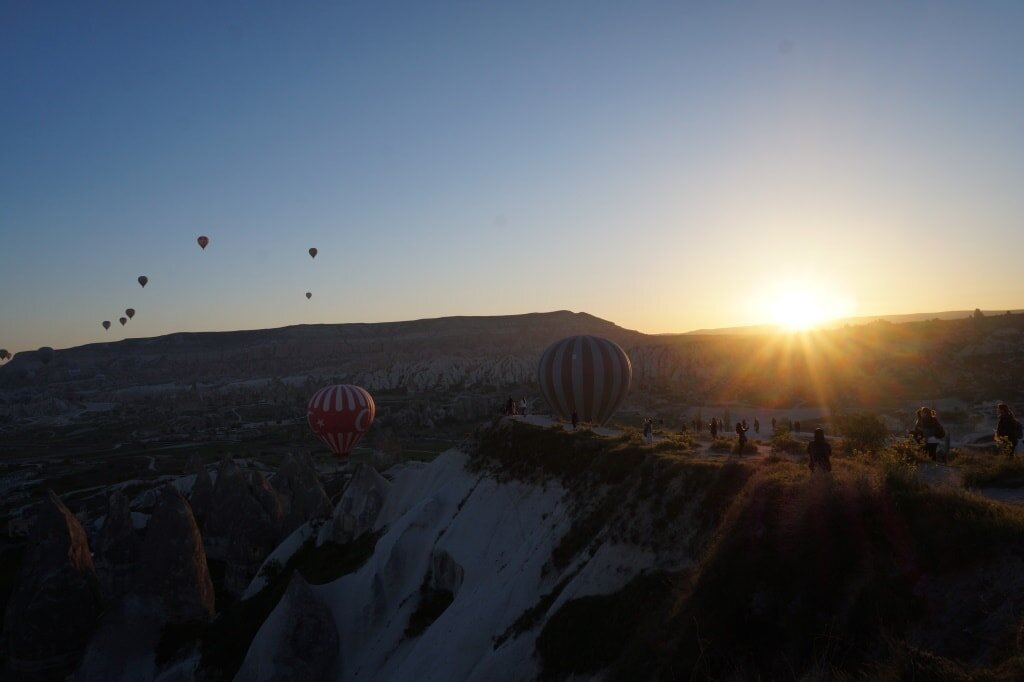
[138,276,148,288]
[537,335,632,426]
[125,308,135,319]
[102,321,111,330]
[307,384,376,459]
[306,292,312,300]
[37,347,54,365]
[197,235,209,250]
[308,247,317,259]
[119,317,127,326]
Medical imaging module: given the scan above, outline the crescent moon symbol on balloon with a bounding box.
[354,408,370,431]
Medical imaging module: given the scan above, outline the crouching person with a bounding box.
[807,427,832,473]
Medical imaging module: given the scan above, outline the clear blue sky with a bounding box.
[3,1,1024,353]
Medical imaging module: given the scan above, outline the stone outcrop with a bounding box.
[137,485,215,624]
[272,452,331,536]
[2,490,102,680]
[186,454,214,528]
[317,464,391,546]
[430,549,464,596]
[93,491,141,601]
[204,457,283,595]
[234,573,340,681]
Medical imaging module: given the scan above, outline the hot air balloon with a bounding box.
[37,347,54,366]
[308,247,317,259]
[307,385,375,459]
[0,349,9,361]
[138,276,148,288]
[197,235,209,250]
[537,335,632,426]
[125,308,135,319]
[102,321,111,330]
[306,292,312,300]
[119,317,127,326]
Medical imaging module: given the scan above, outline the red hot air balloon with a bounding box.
[307,385,375,459]
[537,335,632,426]
[125,308,135,319]
[119,317,127,326]
[197,235,209,250]
[102,321,111,330]
[138,276,148,288]
[308,247,317,259]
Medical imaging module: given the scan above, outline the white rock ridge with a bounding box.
[237,448,666,682]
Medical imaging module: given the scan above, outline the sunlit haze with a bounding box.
[3,2,1024,353]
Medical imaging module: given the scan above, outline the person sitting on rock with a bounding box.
[807,428,832,473]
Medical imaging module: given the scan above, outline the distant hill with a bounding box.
[3,308,1023,408]
[683,309,1024,335]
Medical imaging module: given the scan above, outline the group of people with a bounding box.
[504,397,529,417]
[689,415,811,438]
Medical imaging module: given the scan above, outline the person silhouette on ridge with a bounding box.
[807,427,832,473]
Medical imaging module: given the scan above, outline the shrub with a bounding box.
[958,451,1024,488]
[995,436,1017,458]
[770,430,804,455]
[872,447,921,491]
[709,437,734,453]
[887,436,929,464]
[837,413,889,454]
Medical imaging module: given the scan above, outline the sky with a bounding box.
[2,1,1024,354]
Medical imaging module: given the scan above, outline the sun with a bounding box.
[763,283,855,332]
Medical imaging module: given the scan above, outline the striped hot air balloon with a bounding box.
[537,335,632,426]
[307,384,376,459]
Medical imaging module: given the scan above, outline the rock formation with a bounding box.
[272,452,332,536]
[2,490,102,680]
[204,457,283,595]
[137,485,215,623]
[317,463,391,546]
[186,453,214,528]
[93,491,141,601]
[234,573,340,681]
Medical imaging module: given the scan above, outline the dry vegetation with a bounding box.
[472,419,1024,681]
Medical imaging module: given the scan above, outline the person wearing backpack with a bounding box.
[995,403,1020,456]
[915,407,946,461]
[807,428,832,473]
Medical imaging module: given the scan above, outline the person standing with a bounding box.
[520,398,528,416]
[571,410,579,430]
[771,417,777,432]
[753,417,760,435]
[914,407,946,461]
[710,417,719,439]
[996,403,1021,456]
[643,417,654,444]
[807,428,832,473]
[735,421,748,454]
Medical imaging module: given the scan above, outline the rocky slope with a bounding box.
[234,421,1024,681]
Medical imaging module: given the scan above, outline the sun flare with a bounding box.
[764,283,855,332]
